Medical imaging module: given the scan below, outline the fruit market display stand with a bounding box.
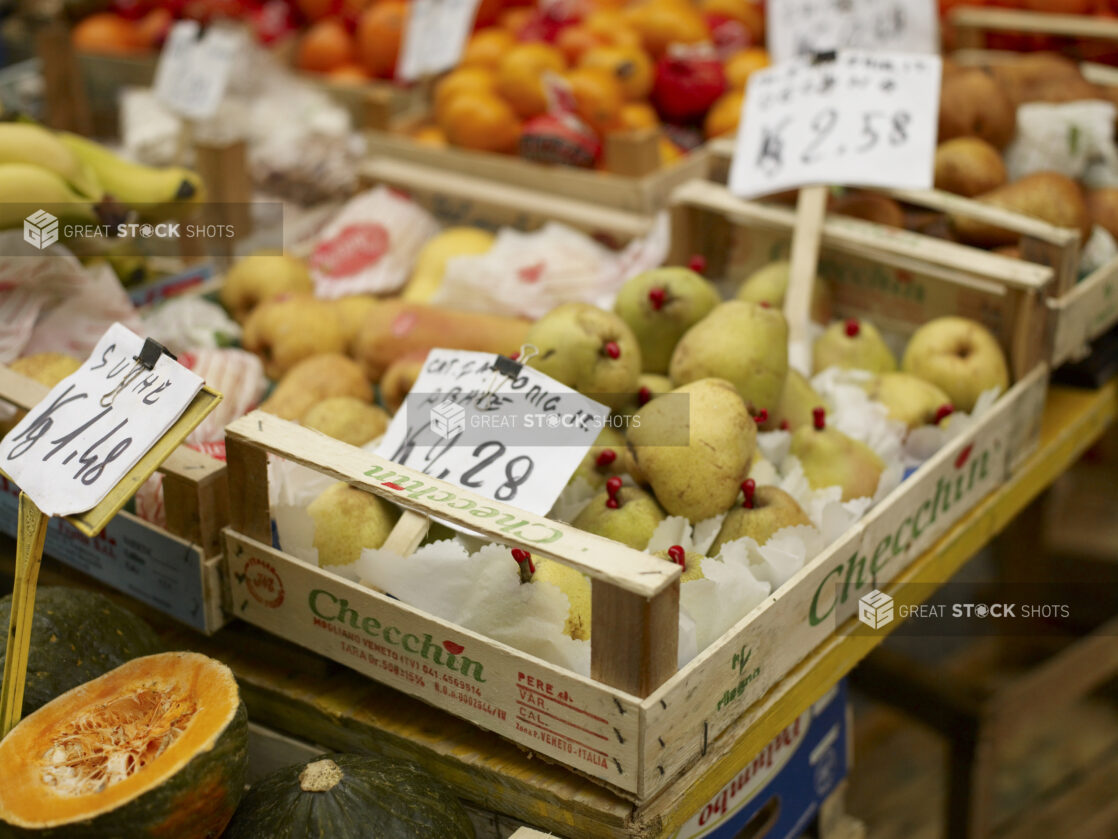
[0,365,229,634]
[3,382,1110,837]
[947,6,1118,53]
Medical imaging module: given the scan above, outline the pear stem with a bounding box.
[667,545,686,567]
[648,287,666,310]
[638,386,652,406]
[595,449,617,469]
[935,404,955,424]
[605,476,623,509]
[844,318,860,337]
[603,341,621,359]
[511,548,534,582]
[741,479,755,509]
[687,254,707,274]
[752,408,768,424]
[812,407,826,430]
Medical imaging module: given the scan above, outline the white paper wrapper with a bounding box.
[141,297,241,354]
[1080,225,1118,278]
[432,214,670,320]
[357,541,591,676]
[1004,100,1118,184]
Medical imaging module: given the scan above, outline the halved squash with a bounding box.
[0,651,247,839]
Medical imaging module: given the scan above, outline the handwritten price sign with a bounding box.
[376,349,610,514]
[729,50,941,200]
[397,0,483,81]
[767,0,938,65]
[0,324,203,517]
[154,21,241,120]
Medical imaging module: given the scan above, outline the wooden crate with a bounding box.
[705,136,1118,368]
[220,185,1047,800]
[948,6,1118,56]
[0,365,228,633]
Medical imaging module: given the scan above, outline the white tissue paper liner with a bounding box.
[276,368,1004,674]
[1004,100,1118,185]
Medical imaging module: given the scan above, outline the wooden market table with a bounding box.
[2,382,1116,838]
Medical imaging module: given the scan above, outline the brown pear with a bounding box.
[951,173,1091,248]
[261,354,372,420]
[934,138,1008,198]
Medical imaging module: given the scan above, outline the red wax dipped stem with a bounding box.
[934,404,955,423]
[648,287,666,310]
[638,386,652,406]
[688,254,707,274]
[512,548,534,582]
[667,545,686,567]
[844,318,860,337]
[595,449,617,468]
[812,407,826,430]
[606,475,623,508]
[604,341,621,359]
[753,408,768,424]
[741,479,755,509]
[779,419,790,431]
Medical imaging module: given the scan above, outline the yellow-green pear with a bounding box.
[813,317,897,374]
[404,227,495,302]
[709,482,812,554]
[862,373,954,430]
[768,368,825,432]
[532,558,591,640]
[307,482,400,567]
[613,267,721,374]
[301,397,389,446]
[525,303,641,410]
[628,378,756,522]
[220,250,313,322]
[670,301,789,417]
[736,260,833,325]
[572,483,666,550]
[901,317,1009,413]
[789,411,885,502]
[652,546,705,582]
[568,427,629,488]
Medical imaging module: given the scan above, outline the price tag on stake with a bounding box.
[767,0,939,65]
[730,50,941,200]
[397,0,483,82]
[153,21,241,120]
[0,323,204,517]
[376,349,610,515]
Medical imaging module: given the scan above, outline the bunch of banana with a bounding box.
[0,122,206,232]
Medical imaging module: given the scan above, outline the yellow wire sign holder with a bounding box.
[0,384,222,738]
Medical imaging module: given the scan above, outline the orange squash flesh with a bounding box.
[0,651,246,838]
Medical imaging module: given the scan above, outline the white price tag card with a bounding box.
[767,0,938,65]
[0,323,204,518]
[730,50,941,199]
[376,350,611,515]
[153,21,241,120]
[397,0,483,82]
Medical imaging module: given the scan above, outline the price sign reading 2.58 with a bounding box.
[0,323,204,518]
[730,50,941,200]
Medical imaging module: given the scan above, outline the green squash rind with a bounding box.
[0,701,248,839]
[222,753,475,839]
[0,587,163,716]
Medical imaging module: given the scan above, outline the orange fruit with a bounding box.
[701,0,764,42]
[583,10,643,49]
[434,66,497,121]
[461,28,516,69]
[297,0,338,21]
[411,125,448,147]
[625,0,709,58]
[724,47,770,89]
[135,7,172,49]
[327,62,371,83]
[474,0,506,28]
[498,7,535,32]
[440,92,522,153]
[496,43,568,119]
[556,25,606,64]
[357,1,406,78]
[618,101,660,130]
[704,90,743,138]
[297,18,356,73]
[579,44,653,101]
[564,67,624,134]
[72,13,145,55]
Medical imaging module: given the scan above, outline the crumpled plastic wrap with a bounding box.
[1004,100,1118,186]
[140,296,241,354]
[431,214,670,320]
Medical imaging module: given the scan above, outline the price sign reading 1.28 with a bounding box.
[0,323,203,517]
[730,50,942,200]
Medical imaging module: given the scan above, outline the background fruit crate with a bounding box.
[219,194,1047,801]
[704,135,1118,369]
[361,87,712,219]
[948,6,1118,62]
[0,364,228,634]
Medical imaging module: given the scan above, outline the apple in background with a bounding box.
[652,49,726,124]
[901,317,1010,413]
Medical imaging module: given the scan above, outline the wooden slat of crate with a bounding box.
[364,129,710,215]
[949,6,1118,49]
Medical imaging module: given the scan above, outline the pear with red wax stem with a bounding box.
[525,303,640,410]
[813,317,897,374]
[613,267,720,374]
[736,260,834,326]
[670,300,788,417]
[569,427,629,488]
[861,372,954,430]
[709,480,813,554]
[629,378,756,522]
[901,316,1009,413]
[768,368,826,432]
[653,544,706,582]
[571,477,667,550]
[789,408,885,502]
[529,553,592,641]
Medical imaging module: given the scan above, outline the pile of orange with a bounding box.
[294,0,409,82]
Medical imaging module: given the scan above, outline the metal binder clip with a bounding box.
[811,50,837,65]
[100,338,176,407]
[482,344,539,400]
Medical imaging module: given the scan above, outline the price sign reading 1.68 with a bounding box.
[730,50,941,200]
[0,323,204,517]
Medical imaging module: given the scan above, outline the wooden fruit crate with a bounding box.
[948,6,1118,59]
[220,186,1048,802]
[705,136,1118,368]
[0,365,228,633]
